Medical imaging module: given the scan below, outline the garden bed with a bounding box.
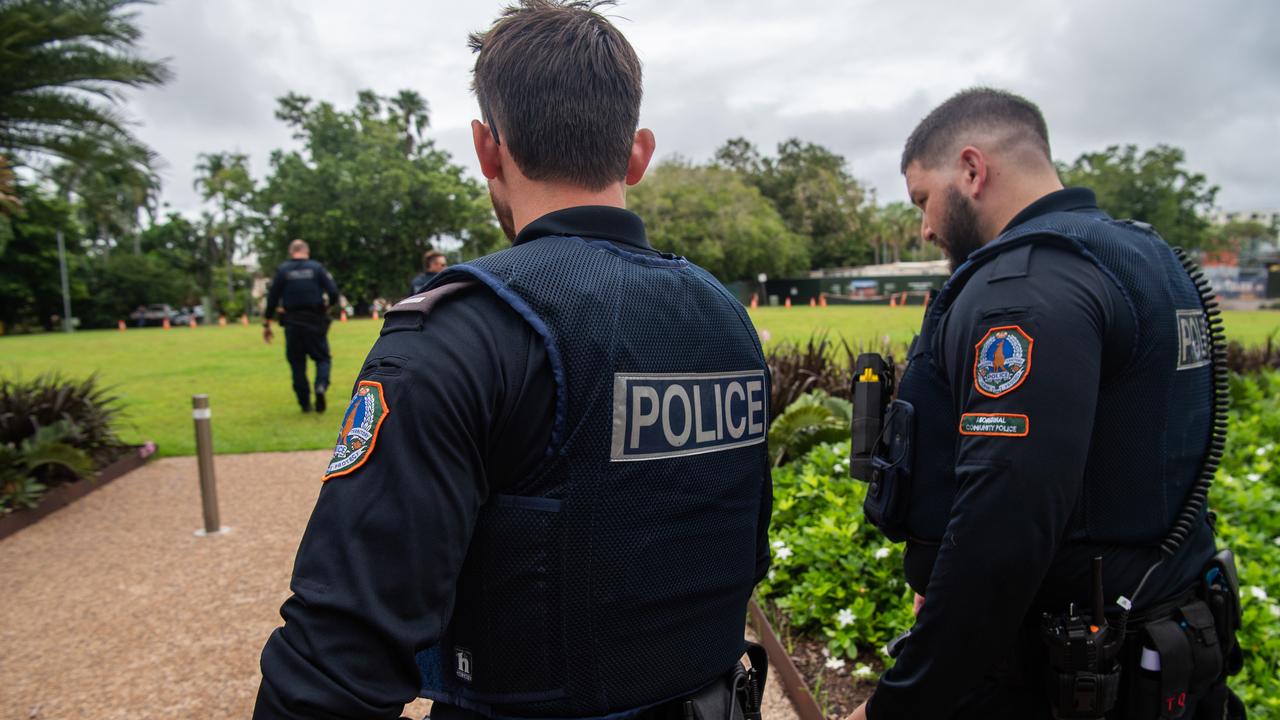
[0,443,156,541]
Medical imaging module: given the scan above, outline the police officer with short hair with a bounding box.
[850,89,1242,719]
[263,238,341,413]
[409,250,447,296]
[254,3,772,718]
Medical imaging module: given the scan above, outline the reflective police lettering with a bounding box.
[1175,308,1210,370]
[610,371,767,461]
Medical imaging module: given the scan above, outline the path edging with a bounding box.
[749,598,826,720]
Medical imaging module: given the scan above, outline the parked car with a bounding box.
[128,304,176,327]
[170,306,206,326]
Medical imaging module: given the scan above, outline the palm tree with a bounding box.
[193,151,253,309]
[389,89,429,155]
[0,0,171,164]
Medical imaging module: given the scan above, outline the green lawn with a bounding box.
[3,308,1277,457]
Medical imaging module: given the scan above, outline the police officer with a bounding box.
[409,250,447,296]
[263,238,341,413]
[254,3,772,719]
[850,89,1239,719]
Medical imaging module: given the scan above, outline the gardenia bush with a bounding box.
[758,371,1280,716]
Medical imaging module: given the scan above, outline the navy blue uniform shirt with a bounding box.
[254,207,770,719]
[868,189,1215,719]
[265,259,341,320]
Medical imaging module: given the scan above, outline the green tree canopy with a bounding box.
[255,90,500,303]
[716,138,874,269]
[1058,144,1218,250]
[629,159,808,281]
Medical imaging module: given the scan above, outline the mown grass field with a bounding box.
[2,308,1277,456]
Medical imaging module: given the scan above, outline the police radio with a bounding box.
[850,353,895,482]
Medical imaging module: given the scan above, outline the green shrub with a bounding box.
[0,373,127,467]
[0,421,94,512]
[767,390,851,466]
[757,439,913,678]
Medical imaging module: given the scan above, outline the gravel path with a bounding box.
[0,451,797,720]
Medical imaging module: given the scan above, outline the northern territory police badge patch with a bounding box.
[974,325,1033,398]
[324,380,390,480]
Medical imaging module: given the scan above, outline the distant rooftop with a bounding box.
[809,260,951,278]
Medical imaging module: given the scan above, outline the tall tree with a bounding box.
[256,90,499,304]
[193,151,253,305]
[715,138,874,269]
[1058,144,1218,250]
[0,0,170,174]
[629,159,808,281]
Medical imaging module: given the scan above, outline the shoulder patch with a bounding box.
[324,380,390,480]
[959,412,1029,437]
[973,325,1033,397]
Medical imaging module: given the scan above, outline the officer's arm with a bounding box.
[321,266,340,307]
[264,268,285,321]
[254,286,553,719]
[867,248,1117,718]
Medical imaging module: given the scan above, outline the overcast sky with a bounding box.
[128,0,1280,219]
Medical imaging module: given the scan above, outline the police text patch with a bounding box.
[959,413,1029,437]
[974,325,1033,398]
[610,371,767,461]
[324,380,389,480]
[1175,308,1211,370]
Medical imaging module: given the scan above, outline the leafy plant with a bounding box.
[0,372,127,468]
[764,332,906,418]
[0,421,94,512]
[768,390,851,466]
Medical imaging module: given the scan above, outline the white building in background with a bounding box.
[1211,208,1280,231]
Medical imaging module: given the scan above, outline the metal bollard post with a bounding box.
[192,394,229,536]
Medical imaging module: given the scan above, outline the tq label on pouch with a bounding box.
[610,371,767,461]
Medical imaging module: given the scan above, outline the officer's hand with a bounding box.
[846,700,869,720]
[262,324,273,344]
[913,593,925,616]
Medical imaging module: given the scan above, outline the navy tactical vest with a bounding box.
[886,210,1213,586]
[415,235,771,719]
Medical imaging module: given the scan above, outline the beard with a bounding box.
[489,185,517,242]
[941,185,984,272]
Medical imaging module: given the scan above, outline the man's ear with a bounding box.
[624,128,657,186]
[472,119,502,180]
[958,146,988,199]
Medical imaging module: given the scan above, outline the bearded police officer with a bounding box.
[254,3,772,719]
[850,89,1242,719]
[263,238,342,413]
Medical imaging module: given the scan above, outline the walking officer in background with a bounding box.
[254,2,773,719]
[263,238,341,414]
[850,89,1243,719]
[409,250,448,296]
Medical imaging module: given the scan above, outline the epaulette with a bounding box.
[381,280,476,334]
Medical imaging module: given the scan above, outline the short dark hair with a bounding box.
[470,0,642,190]
[423,250,445,271]
[901,88,1051,173]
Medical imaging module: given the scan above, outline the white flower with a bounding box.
[767,570,776,581]
[759,329,772,343]
[837,608,856,627]
[880,645,891,657]
[774,544,793,561]
[1246,473,1262,482]
[1271,605,1280,619]
[1249,586,1269,601]
[825,657,846,671]
[772,540,786,548]
[1273,536,1280,547]
[874,547,892,560]
[1257,447,1268,457]
[853,664,876,680]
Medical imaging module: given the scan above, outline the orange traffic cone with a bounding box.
[809,297,816,307]
[372,309,380,321]
[241,314,249,326]
[819,295,828,307]
[218,315,227,327]
[784,297,791,308]
[889,296,897,308]
[749,294,758,310]
[340,310,348,323]
[162,317,171,330]
[188,317,197,329]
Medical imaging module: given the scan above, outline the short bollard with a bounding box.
[192,394,229,536]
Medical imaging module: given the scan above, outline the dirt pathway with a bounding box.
[0,452,797,720]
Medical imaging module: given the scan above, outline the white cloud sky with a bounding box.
[127,0,1280,219]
